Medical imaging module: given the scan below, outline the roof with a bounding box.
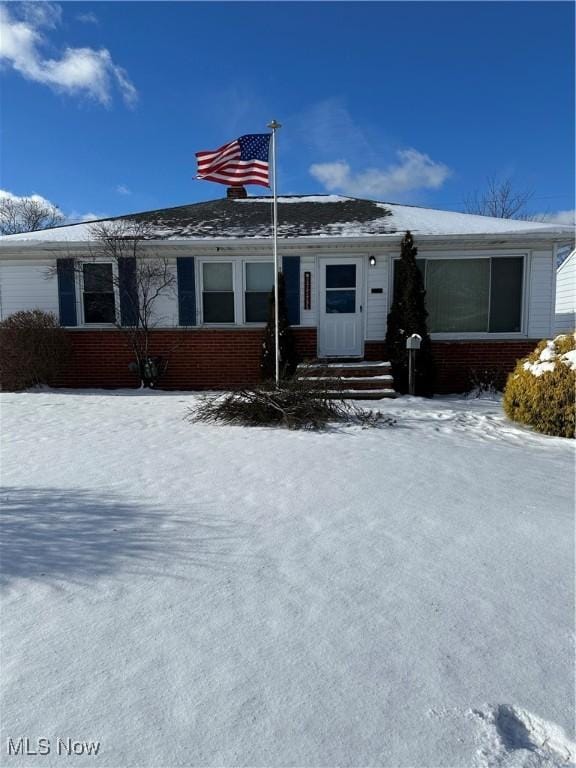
[1,194,573,244]
[556,244,575,269]
[556,245,576,269]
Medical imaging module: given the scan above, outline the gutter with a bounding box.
[0,229,573,258]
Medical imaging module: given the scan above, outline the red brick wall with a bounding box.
[54,329,534,394]
[364,342,386,361]
[430,340,537,394]
[365,338,537,394]
[55,328,317,390]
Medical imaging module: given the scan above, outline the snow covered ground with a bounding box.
[1,391,574,768]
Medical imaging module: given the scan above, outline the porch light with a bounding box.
[369,255,376,266]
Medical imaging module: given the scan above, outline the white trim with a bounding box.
[1,230,571,260]
[557,248,576,274]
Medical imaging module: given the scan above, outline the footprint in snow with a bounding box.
[470,704,576,767]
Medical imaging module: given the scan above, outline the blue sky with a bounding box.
[1,1,574,223]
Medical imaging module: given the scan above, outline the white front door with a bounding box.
[318,258,364,357]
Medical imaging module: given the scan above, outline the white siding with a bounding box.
[0,260,59,321]
[527,250,555,338]
[299,255,316,327]
[554,252,575,334]
[366,256,389,340]
[149,259,179,327]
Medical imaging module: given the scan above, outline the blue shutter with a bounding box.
[282,256,300,326]
[56,258,77,326]
[177,257,196,325]
[118,257,138,326]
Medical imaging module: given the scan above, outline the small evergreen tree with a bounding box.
[261,272,297,382]
[385,231,435,396]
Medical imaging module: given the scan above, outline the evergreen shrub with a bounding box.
[503,334,575,438]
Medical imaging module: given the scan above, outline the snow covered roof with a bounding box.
[1,195,573,244]
[556,244,575,269]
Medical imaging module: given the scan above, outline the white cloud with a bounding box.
[116,184,131,195]
[67,211,106,223]
[0,3,137,106]
[0,189,105,224]
[22,2,62,29]
[310,149,452,199]
[534,210,575,227]
[296,98,375,159]
[76,12,99,25]
[0,188,61,210]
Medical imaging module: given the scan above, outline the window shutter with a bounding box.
[118,257,138,326]
[177,257,196,325]
[56,258,77,327]
[282,256,300,326]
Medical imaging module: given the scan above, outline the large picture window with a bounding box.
[426,259,490,332]
[202,262,234,323]
[83,263,116,324]
[393,256,524,333]
[245,262,274,322]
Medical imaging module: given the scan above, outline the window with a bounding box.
[325,264,356,314]
[202,262,234,323]
[489,258,524,332]
[83,263,115,323]
[245,262,274,322]
[426,259,490,332]
[392,256,524,333]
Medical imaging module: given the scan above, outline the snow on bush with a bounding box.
[0,310,71,391]
[503,333,576,438]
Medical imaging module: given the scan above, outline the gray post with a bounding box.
[406,334,422,396]
[408,348,416,395]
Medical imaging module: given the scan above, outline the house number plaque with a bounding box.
[304,271,312,310]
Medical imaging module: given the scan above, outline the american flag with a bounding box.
[195,134,271,187]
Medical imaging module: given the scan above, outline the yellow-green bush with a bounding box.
[503,334,576,438]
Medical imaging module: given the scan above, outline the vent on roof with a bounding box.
[227,186,248,199]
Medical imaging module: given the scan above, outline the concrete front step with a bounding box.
[297,375,393,391]
[325,389,397,400]
[296,360,396,399]
[298,361,391,379]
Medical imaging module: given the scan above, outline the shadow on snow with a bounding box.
[0,486,255,587]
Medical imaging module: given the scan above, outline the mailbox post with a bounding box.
[406,334,422,395]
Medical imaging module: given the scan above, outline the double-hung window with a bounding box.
[393,256,524,333]
[202,262,235,323]
[245,262,274,322]
[82,263,116,324]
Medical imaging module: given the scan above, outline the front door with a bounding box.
[318,258,364,357]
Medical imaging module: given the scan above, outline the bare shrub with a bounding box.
[466,367,504,397]
[0,310,71,390]
[187,379,395,431]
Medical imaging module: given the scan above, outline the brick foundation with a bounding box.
[430,340,537,394]
[54,329,534,394]
[55,328,317,390]
[365,338,537,393]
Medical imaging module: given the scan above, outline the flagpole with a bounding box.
[267,119,282,387]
